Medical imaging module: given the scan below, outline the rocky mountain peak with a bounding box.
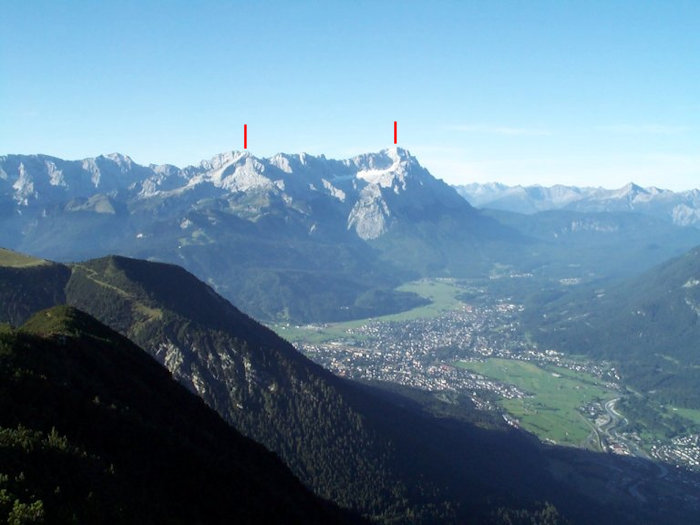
[101,152,135,168]
[0,148,479,245]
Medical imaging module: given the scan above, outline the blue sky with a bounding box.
[2,1,699,189]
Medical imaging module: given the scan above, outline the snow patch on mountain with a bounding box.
[199,151,248,171]
[684,297,700,317]
[672,204,700,227]
[353,147,415,192]
[270,153,293,173]
[568,219,618,233]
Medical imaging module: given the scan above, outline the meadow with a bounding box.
[0,248,48,268]
[456,358,616,448]
[272,277,470,343]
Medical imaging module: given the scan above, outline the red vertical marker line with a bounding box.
[394,121,397,144]
[244,124,247,149]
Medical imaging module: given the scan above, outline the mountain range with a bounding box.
[0,149,518,323]
[456,182,700,227]
[4,150,700,325]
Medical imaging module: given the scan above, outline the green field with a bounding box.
[455,358,616,448]
[390,279,467,319]
[0,248,48,268]
[272,278,469,343]
[669,406,700,425]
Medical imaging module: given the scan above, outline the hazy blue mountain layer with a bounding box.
[457,181,700,227]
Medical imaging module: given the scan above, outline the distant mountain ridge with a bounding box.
[0,149,515,322]
[4,150,700,323]
[456,182,700,227]
[1,147,472,240]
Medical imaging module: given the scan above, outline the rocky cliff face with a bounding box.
[0,147,472,241]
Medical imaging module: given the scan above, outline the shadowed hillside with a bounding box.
[0,305,353,523]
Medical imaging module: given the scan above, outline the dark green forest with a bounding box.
[525,246,700,408]
[0,306,351,524]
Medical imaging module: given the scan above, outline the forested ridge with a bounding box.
[0,306,353,523]
[526,245,700,407]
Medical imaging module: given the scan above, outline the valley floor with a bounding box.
[270,277,700,478]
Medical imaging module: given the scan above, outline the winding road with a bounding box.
[598,398,669,502]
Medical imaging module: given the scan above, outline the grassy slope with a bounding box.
[0,249,72,326]
[273,277,468,343]
[0,248,48,268]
